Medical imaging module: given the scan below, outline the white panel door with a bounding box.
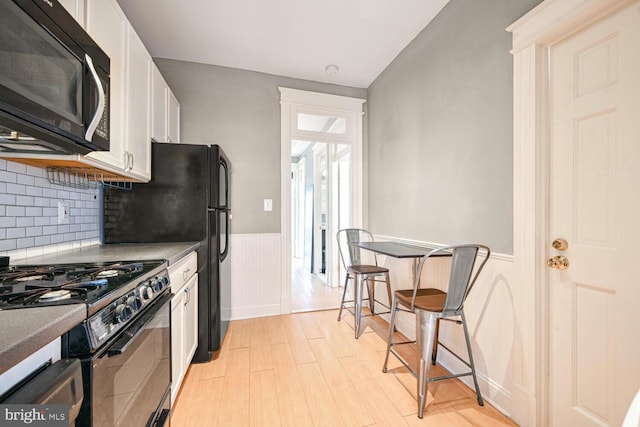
[549,3,640,426]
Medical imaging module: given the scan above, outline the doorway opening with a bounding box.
[279,88,365,314]
[291,141,351,312]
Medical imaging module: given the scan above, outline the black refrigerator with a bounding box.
[103,142,231,363]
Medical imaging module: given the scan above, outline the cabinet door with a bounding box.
[124,28,151,181]
[58,0,85,26]
[170,291,185,405]
[184,274,198,364]
[151,66,168,143]
[167,90,180,144]
[84,0,127,170]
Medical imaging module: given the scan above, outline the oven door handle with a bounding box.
[107,292,171,357]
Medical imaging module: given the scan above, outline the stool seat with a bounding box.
[348,265,389,275]
[394,288,446,312]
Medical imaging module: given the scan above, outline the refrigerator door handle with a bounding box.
[220,211,230,261]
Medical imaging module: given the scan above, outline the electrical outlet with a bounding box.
[263,199,272,212]
[57,201,70,224]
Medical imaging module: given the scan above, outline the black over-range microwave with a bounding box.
[0,0,110,155]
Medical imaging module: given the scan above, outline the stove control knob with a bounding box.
[151,279,162,292]
[161,275,169,287]
[127,295,142,311]
[141,285,154,300]
[115,304,133,323]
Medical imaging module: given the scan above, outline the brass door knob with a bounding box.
[552,238,569,251]
[547,255,569,270]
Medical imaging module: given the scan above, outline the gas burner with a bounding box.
[0,267,61,284]
[39,289,72,301]
[67,263,144,281]
[96,270,119,278]
[15,275,47,282]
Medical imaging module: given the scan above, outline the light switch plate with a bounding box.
[263,199,272,211]
[58,201,70,224]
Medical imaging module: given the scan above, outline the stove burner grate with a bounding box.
[0,278,109,308]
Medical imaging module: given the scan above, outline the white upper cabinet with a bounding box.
[151,66,168,143]
[124,29,151,181]
[84,0,127,172]
[151,66,181,144]
[84,0,153,181]
[167,90,180,144]
[58,0,85,26]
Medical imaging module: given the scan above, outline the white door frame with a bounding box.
[279,87,365,314]
[507,1,635,425]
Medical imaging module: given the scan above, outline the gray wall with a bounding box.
[155,59,366,235]
[367,0,541,254]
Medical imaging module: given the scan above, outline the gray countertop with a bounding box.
[0,305,86,375]
[1,241,200,376]
[14,242,201,266]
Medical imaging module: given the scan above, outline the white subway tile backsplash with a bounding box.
[0,194,16,205]
[0,240,16,251]
[43,225,58,235]
[6,206,25,216]
[34,236,51,246]
[17,237,35,249]
[26,227,42,237]
[7,228,25,239]
[16,196,34,206]
[42,188,56,197]
[26,186,43,197]
[0,217,16,228]
[26,165,43,177]
[1,160,100,261]
[16,217,34,228]
[26,207,43,216]
[6,183,26,195]
[34,217,49,226]
[16,174,35,186]
[0,171,16,183]
[6,162,26,174]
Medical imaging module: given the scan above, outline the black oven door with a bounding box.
[89,292,171,427]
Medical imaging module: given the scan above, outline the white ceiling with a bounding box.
[116,0,449,88]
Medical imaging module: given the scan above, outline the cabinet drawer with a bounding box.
[168,251,197,291]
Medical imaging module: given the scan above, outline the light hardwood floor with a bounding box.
[171,310,518,426]
[291,257,344,312]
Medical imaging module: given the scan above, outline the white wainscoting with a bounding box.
[229,233,282,320]
[374,236,516,417]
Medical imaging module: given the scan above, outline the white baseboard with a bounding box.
[230,304,281,320]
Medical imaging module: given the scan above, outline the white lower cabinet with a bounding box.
[169,252,198,404]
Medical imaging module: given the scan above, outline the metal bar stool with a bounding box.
[382,244,490,418]
[336,229,392,339]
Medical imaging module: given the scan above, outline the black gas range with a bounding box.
[0,260,172,427]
